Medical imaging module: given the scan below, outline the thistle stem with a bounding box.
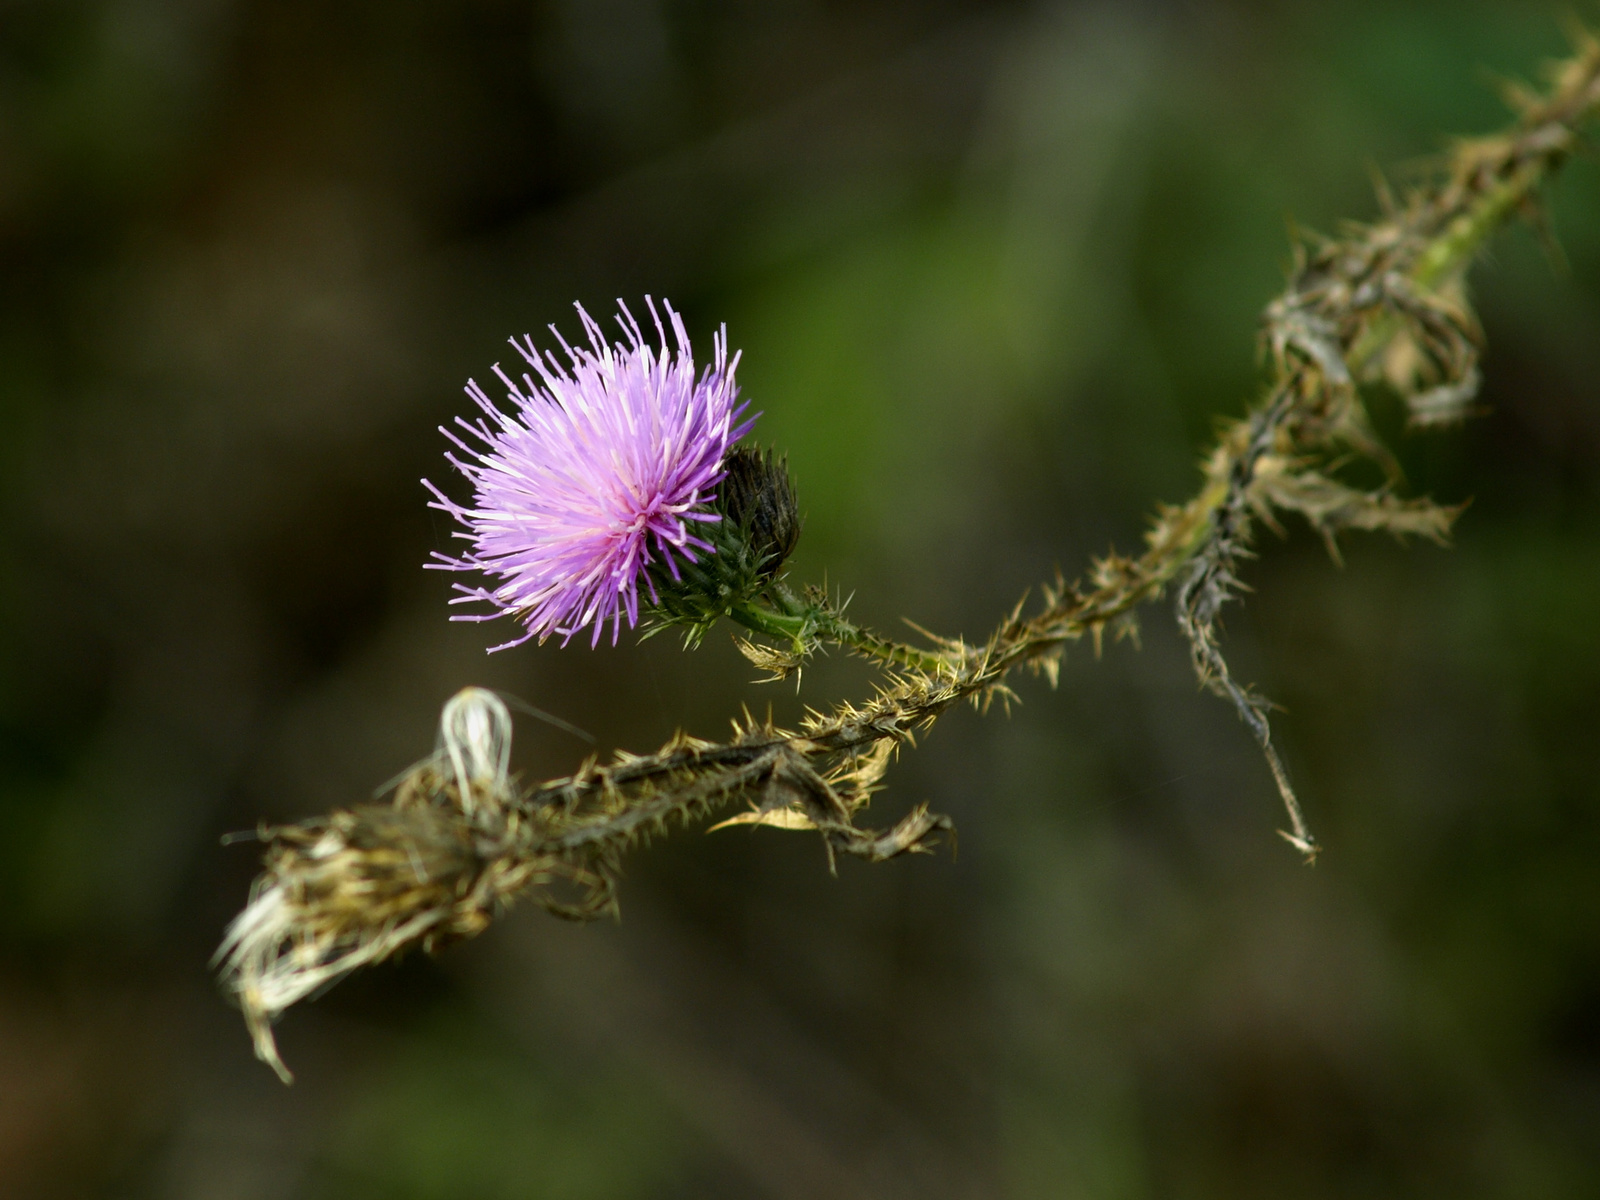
[730,585,956,676]
[224,33,1600,1081]
[817,44,1600,672]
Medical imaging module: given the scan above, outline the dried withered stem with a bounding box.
[219,686,955,1078]
[222,33,1600,1078]
[782,27,1600,857]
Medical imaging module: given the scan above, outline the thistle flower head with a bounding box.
[426,298,755,648]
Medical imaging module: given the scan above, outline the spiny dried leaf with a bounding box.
[707,807,817,833]
[734,634,805,680]
[1405,366,1483,428]
[1251,459,1461,552]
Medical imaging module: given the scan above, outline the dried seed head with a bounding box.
[435,687,513,818]
[217,688,527,1082]
[215,804,485,1082]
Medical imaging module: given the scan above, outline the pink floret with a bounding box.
[425,298,755,648]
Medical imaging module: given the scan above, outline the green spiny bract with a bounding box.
[715,444,801,575]
[643,444,806,649]
[643,445,801,643]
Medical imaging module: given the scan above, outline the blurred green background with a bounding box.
[1,1,1597,1196]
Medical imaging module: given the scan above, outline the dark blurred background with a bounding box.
[2,1,1598,1196]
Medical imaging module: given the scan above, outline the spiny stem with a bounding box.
[731,584,958,676]
[223,30,1600,1080]
[727,32,1600,860]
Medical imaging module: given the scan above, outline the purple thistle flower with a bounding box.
[425,298,755,649]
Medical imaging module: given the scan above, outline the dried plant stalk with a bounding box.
[220,31,1600,1079]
